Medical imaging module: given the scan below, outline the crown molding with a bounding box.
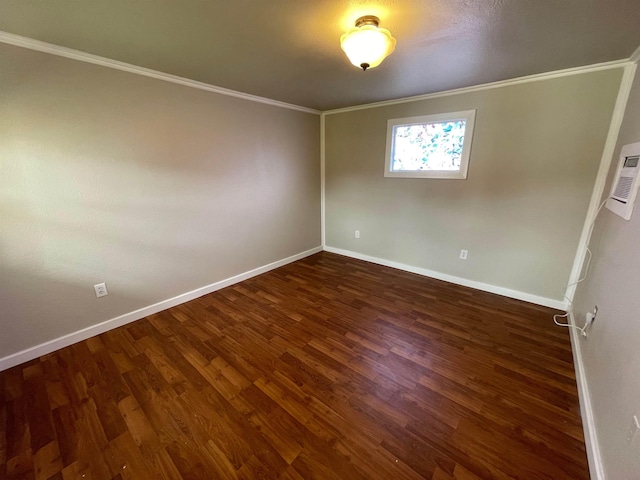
[0,31,321,115]
[324,59,632,115]
[630,43,640,64]
[0,29,636,116]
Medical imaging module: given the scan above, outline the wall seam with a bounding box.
[565,63,638,303]
[321,113,326,248]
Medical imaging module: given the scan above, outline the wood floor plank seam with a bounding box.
[0,252,588,479]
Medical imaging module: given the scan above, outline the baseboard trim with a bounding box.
[324,246,567,310]
[0,246,322,372]
[569,312,605,480]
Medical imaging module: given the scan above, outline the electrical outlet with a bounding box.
[627,415,640,442]
[94,282,109,298]
[459,249,468,260]
[585,305,598,327]
[355,230,360,239]
[580,305,599,337]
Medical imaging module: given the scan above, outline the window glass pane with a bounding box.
[392,120,466,171]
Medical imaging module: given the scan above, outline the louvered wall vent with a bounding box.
[606,144,640,220]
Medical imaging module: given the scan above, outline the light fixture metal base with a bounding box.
[355,15,380,28]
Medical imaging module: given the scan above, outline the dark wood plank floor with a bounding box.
[0,252,589,479]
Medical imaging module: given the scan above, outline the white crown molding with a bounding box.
[323,246,568,310]
[569,312,605,480]
[630,43,640,64]
[0,246,322,372]
[324,59,632,115]
[0,30,635,116]
[0,31,321,115]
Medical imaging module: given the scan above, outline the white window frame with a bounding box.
[384,110,476,179]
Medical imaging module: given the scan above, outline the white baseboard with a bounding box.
[323,246,568,310]
[569,312,605,480]
[0,246,322,372]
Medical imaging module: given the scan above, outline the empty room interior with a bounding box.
[2,1,640,479]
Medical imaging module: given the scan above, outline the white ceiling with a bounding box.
[1,0,639,110]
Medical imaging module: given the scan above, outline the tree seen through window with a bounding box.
[392,120,466,171]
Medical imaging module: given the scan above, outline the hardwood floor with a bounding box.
[0,252,589,479]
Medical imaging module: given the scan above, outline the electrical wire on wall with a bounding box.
[553,198,609,336]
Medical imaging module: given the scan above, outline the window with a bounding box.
[384,110,476,179]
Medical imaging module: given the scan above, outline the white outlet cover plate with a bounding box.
[94,282,109,298]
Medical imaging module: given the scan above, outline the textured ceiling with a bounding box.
[1,0,640,110]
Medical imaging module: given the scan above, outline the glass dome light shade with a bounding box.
[340,23,396,70]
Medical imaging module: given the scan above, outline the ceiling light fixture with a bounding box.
[340,15,396,71]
